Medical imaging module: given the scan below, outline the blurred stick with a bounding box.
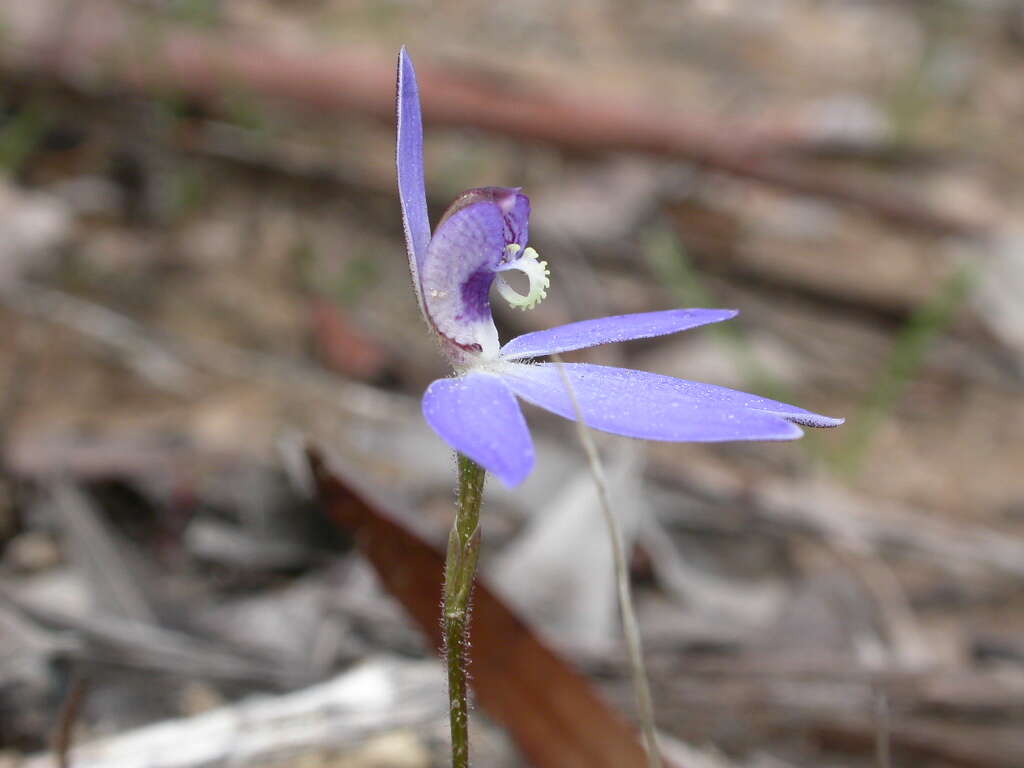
[0,584,294,686]
[0,280,192,393]
[52,671,88,768]
[552,357,661,768]
[0,280,412,423]
[813,716,1018,768]
[655,458,1024,580]
[0,2,984,237]
[21,659,445,768]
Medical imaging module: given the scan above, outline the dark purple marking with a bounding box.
[457,266,495,322]
[503,193,530,249]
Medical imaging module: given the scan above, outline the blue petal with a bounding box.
[500,309,738,360]
[397,47,431,309]
[499,362,843,442]
[422,371,535,486]
[439,187,530,250]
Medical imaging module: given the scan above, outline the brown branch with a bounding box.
[51,671,88,768]
[0,1,985,237]
[813,717,1021,768]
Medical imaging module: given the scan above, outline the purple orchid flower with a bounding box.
[397,48,842,488]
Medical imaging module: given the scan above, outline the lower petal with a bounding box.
[422,371,535,486]
[499,362,843,442]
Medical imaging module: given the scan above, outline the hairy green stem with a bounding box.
[443,453,486,768]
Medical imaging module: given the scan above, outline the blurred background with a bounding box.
[2,1,1024,766]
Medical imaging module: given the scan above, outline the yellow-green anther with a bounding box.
[496,246,550,311]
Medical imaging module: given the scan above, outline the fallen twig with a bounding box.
[654,461,1024,580]
[48,482,159,624]
[813,715,1020,768]
[21,658,445,768]
[52,671,88,768]
[0,280,413,423]
[0,1,986,237]
[0,585,293,687]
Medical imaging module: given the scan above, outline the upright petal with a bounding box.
[500,309,738,360]
[438,187,531,251]
[422,372,535,486]
[421,201,507,359]
[397,47,431,308]
[500,362,843,442]
[501,191,531,250]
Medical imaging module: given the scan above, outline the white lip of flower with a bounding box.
[495,244,550,311]
[452,244,550,368]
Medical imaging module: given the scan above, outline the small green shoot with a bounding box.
[0,101,47,172]
[642,226,793,403]
[833,262,976,477]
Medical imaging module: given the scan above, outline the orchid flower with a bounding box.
[397,48,843,488]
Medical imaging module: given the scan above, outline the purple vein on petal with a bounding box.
[500,362,844,442]
[422,372,535,487]
[439,187,531,252]
[500,308,739,360]
[397,47,431,309]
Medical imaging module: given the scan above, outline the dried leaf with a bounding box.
[308,449,658,768]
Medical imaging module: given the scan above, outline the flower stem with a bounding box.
[552,356,662,768]
[443,453,486,768]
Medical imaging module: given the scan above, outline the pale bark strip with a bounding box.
[19,659,445,768]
